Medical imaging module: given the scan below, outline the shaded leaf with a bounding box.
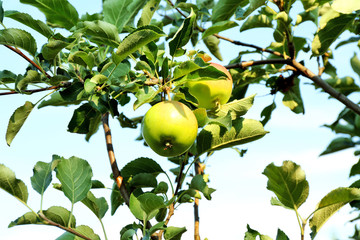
[55,156,93,204]
[8,212,42,228]
[42,33,76,60]
[190,175,216,200]
[77,20,120,48]
[121,157,164,181]
[116,25,165,62]
[43,206,76,228]
[263,161,309,210]
[0,28,36,56]
[169,9,196,56]
[196,118,268,156]
[310,187,360,239]
[0,164,28,203]
[20,0,78,30]
[5,11,53,38]
[15,70,41,92]
[110,182,124,215]
[261,102,276,126]
[320,137,355,156]
[38,92,83,109]
[6,101,35,146]
[31,161,52,195]
[67,103,99,134]
[203,35,222,61]
[164,226,187,240]
[81,191,108,219]
[212,0,246,23]
[68,51,95,69]
[351,53,360,79]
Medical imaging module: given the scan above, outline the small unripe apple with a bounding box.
[185,62,233,109]
[142,101,198,157]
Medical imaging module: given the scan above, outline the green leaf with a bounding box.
[42,33,76,60]
[208,94,256,120]
[331,0,360,14]
[133,86,161,110]
[81,191,108,219]
[38,92,83,109]
[15,70,41,92]
[169,9,196,56]
[350,159,360,177]
[263,161,309,210]
[30,161,52,195]
[129,173,158,188]
[203,35,222,61]
[0,164,28,203]
[0,1,3,23]
[138,0,161,27]
[55,156,93,204]
[103,0,147,33]
[77,20,120,48]
[351,53,360,79]
[312,13,356,56]
[324,76,359,96]
[116,25,165,62]
[173,60,201,80]
[6,101,35,146]
[121,157,164,181]
[244,224,273,240]
[202,20,238,39]
[196,118,268,156]
[301,0,319,11]
[68,103,99,134]
[110,182,124,215]
[260,102,276,126]
[240,14,273,32]
[310,187,360,239]
[68,51,95,69]
[164,226,187,240]
[57,225,100,240]
[320,137,355,156]
[8,212,42,228]
[43,206,76,228]
[241,0,268,20]
[137,193,165,221]
[276,229,290,240]
[0,28,36,56]
[190,175,216,200]
[282,78,304,114]
[4,11,53,38]
[20,0,79,30]
[212,0,247,23]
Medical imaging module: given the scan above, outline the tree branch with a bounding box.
[38,212,92,240]
[4,45,51,79]
[291,59,360,115]
[101,113,130,206]
[225,59,291,69]
[193,162,203,240]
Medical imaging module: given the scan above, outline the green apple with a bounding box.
[186,62,233,109]
[142,101,198,157]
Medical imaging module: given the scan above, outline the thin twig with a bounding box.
[0,85,59,96]
[101,113,130,205]
[38,212,92,240]
[225,59,291,69]
[194,162,203,240]
[4,45,51,79]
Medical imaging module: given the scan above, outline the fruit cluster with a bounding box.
[141,62,233,157]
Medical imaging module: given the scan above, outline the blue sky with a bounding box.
[1,1,360,240]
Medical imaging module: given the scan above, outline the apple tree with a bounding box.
[0,0,360,239]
